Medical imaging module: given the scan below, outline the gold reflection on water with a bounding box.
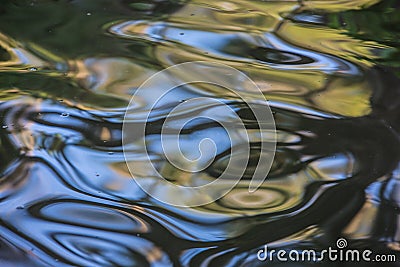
[302,0,382,12]
[0,32,46,70]
[311,77,372,116]
[277,20,392,67]
[0,0,394,118]
[343,199,378,239]
[197,172,311,216]
[171,0,299,32]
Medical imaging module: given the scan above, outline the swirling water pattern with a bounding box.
[0,0,399,266]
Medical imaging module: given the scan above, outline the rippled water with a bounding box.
[0,0,400,266]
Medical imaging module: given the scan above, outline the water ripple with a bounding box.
[0,0,399,266]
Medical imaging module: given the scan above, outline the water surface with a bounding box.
[0,0,399,266]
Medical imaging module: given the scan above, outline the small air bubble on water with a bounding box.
[60,112,69,117]
[86,12,91,16]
